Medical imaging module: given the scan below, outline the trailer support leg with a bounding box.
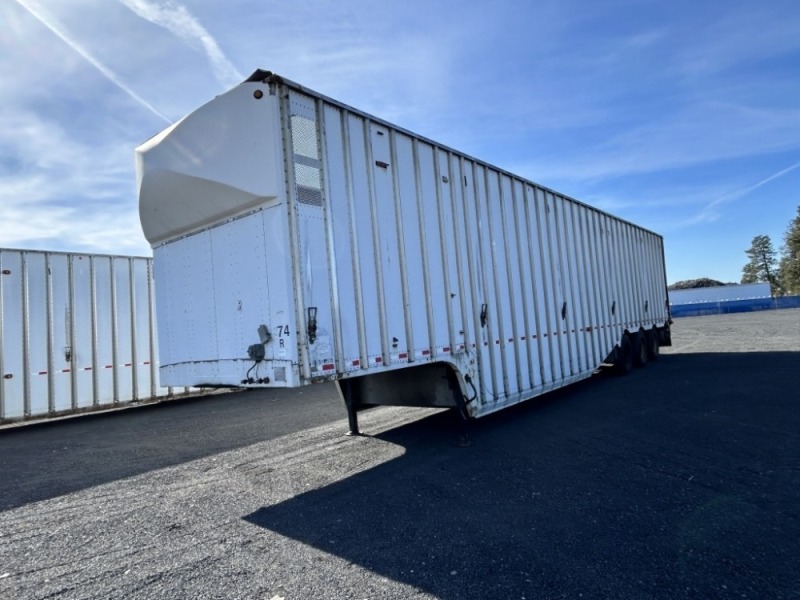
[343,385,361,436]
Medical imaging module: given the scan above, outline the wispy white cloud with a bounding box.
[221,0,471,127]
[509,101,800,187]
[0,202,149,254]
[671,3,800,80]
[0,109,150,255]
[119,0,243,88]
[462,2,800,187]
[12,0,171,124]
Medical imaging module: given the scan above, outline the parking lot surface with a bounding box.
[1,309,799,599]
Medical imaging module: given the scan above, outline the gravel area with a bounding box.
[663,308,800,353]
[1,309,798,599]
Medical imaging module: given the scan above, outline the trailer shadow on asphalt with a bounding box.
[244,351,800,599]
[0,384,344,512]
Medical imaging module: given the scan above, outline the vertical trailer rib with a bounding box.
[363,120,390,366]
[412,139,436,363]
[319,103,345,373]
[45,253,55,413]
[110,257,119,404]
[448,154,471,357]
[471,163,497,403]
[432,147,455,355]
[513,181,529,389]
[21,253,31,416]
[573,205,588,368]
[146,258,157,398]
[340,110,369,370]
[522,185,544,388]
[388,130,415,362]
[128,258,138,400]
[89,255,99,406]
[573,202,590,372]
[518,182,535,389]
[536,190,552,386]
[0,254,4,420]
[486,170,508,399]
[67,255,77,410]
[499,177,521,393]
[459,157,484,397]
[581,208,601,366]
[555,197,575,376]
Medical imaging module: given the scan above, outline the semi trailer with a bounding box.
[136,70,671,434]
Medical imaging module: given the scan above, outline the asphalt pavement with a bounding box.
[0,309,798,599]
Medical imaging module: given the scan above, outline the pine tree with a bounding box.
[741,234,781,295]
[778,206,800,294]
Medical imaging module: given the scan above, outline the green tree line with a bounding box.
[742,206,800,295]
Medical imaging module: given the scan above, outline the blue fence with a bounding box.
[671,295,800,318]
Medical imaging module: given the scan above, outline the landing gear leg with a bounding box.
[342,383,361,436]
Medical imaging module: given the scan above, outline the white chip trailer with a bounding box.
[137,70,671,434]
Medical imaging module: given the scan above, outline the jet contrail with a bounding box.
[734,160,800,197]
[687,160,800,225]
[14,0,171,124]
[710,160,800,208]
[119,0,243,88]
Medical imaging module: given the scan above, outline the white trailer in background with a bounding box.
[136,70,671,434]
[0,249,190,425]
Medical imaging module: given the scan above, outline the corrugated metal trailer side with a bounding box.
[274,78,670,426]
[136,70,671,433]
[0,249,187,425]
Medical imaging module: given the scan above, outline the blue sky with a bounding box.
[2,0,799,284]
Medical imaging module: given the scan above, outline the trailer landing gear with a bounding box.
[342,384,361,436]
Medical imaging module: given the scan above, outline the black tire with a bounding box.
[614,334,634,375]
[633,330,648,368]
[646,329,660,361]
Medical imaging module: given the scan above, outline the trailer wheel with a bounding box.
[633,330,648,368]
[646,329,659,361]
[614,335,634,375]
